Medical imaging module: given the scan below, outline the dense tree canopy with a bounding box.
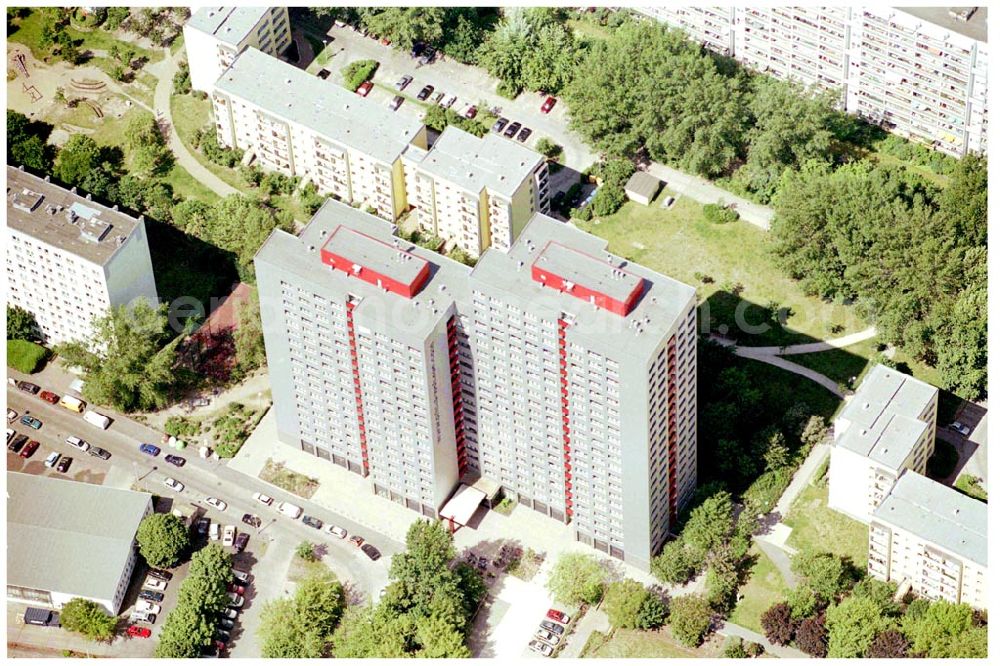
[136,513,190,568]
[7,305,38,341]
[259,570,345,657]
[546,552,608,605]
[60,598,117,642]
[155,544,233,658]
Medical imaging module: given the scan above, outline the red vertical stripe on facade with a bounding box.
[345,301,369,475]
[666,335,678,526]
[446,316,469,476]
[558,319,573,518]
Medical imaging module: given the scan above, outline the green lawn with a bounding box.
[576,194,869,347]
[789,339,878,390]
[730,545,788,634]
[581,628,722,658]
[170,93,246,192]
[7,339,50,374]
[784,482,869,569]
[869,150,952,189]
[9,10,163,66]
[566,18,616,43]
[735,357,843,424]
[163,163,221,205]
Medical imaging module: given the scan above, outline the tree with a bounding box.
[155,603,215,657]
[760,602,797,646]
[415,615,471,658]
[104,7,130,30]
[786,585,818,620]
[546,552,607,605]
[795,614,828,657]
[902,600,985,658]
[359,7,446,49]
[938,154,987,246]
[259,570,345,657]
[60,598,117,642]
[520,23,579,94]
[865,629,910,658]
[605,579,656,630]
[7,305,38,341]
[704,547,741,609]
[680,490,733,561]
[55,301,182,413]
[651,540,698,584]
[668,594,714,647]
[296,541,317,561]
[722,637,748,658]
[790,550,852,606]
[124,113,164,151]
[54,134,102,186]
[331,605,409,658]
[233,287,266,376]
[136,513,190,568]
[8,111,52,172]
[477,10,532,94]
[825,596,893,658]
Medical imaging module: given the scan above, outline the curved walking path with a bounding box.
[719,622,809,659]
[149,47,238,198]
[735,351,845,397]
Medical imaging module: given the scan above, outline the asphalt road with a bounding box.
[6,370,399,602]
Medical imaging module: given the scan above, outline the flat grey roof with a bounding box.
[472,214,696,361]
[6,166,143,266]
[322,225,428,289]
[407,126,543,198]
[7,472,151,602]
[534,240,643,305]
[836,364,937,469]
[873,470,987,566]
[216,47,424,165]
[255,199,472,343]
[187,6,271,46]
[625,171,662,200]
[898,7,987,43]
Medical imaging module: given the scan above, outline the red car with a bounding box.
[464,105,477,119]
[126,625,152,638]
[228,582,246,596]
[541,96,557,114]
[546,609,571,624]
[38,390,60,404]
[356,81,373,97]
[19,440,40,458]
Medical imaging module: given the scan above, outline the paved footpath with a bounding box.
[560,607,610,658]
[646,162,775,230]
[719,622,809,658]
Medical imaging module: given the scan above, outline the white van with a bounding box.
[59,395,86,413]
[278,501,303,519]
[83,410,111,430]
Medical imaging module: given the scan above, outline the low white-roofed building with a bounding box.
[7,472,153,614]
[828,364,937,523]
[869,470,987,608]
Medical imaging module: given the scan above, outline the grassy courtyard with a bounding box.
[730,546,789,634]
[575,193,869,347]
[784,480,869,570]
[581,628,723,658]
[789,339,878,390]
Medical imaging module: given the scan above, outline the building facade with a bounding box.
[7,473,153,614]
[255,201,698,570]
[828,364,938,523]
[638,6,988,156]
[6,166,159,346]
[183,6,292,92]
[869,471,987,609]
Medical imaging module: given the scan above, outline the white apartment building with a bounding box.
[6,166,159,346]
[638,6,988,156]
[402,126,549,258]
[870,470,987,609]
[183,6,291,92]
[255,201,699,571]
[828,364,938,523]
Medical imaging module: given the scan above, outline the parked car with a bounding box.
[196,517,210,536]
[440,94,457,109]
[209,522,221,541]
[143,578,167,591]
[302,515,323,529]
[540,620,565,635]
[163,477,185,492]
[227,582,246,596]
[232,569,251,584]
[546,609,571,624]
[503,122,522,139]
[535,628,560,645]
[325,525,348,539]
[7,408,18,422]
[528,639,554,656]
[394,74,412,91]
[55,456,72,473]
[38,390,59,404]
[416,84,434,101]
[165,454,186,467]
[20,440,40,458]
[220,608,238,620]
[242,513,262,528]
[16,381,41,394]
[126,624,152,638]
[388,95,404,111]
[20,415,42,430]
[147,569,173,582]
[317,68,331,80]
[492,117,509,133]
[355,81,373,97]
[541,96,557,113]
[278,501,303,519]
[223,525,236,547]
[410,42,425,58]
[361,543,381,561]
[206,497,228,511]
[227,593,245,609]
[135,600,161,615]
[44,452,60,468]
[349,535,365,548]
[129,611,156,625]
[464,105,477,119]
[431,91,444,104]
[517,126,532,142]
[65,435,89,452]
[9,433,28,453]
[139,590,164,603]
[252,492,274,506]
[215,628,231,643]
[139,443,160,456]
[234,532,250,553]
[949,422,972,437]
[88,446,111,460]
[218,617,235,630]
[419,50,435,65]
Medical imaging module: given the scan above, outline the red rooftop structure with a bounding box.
[320,226,430,298]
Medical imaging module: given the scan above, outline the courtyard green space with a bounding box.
[729,545,788,634]
[575,192,869,347]
[581,628,722,658]
[169,93,246,192]
[783,481,869,570]
[789,339,878,390]
[9,10,164,68]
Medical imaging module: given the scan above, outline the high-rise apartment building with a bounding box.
[6,166,159,345]
[828,364,938,523]
[637,6,988,156]
[255,201,698,570]
[869,470,987,609]
[402,126,550,258]
[183,6,292,92]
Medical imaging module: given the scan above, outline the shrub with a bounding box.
[546,553,607,605]
[865,629,909,658]
[7,339,49,374]
[594,158,635,187]
[761,602,797,646]
[173,61,191,95]
[590,184,626,217]
[704,203,740,224]
[795,614,828,657]
[651,540,699,584]
[164,415,200,439]
[605,580,666,630]
[668,595,714,647]
[722,637,747,658]
[535,137,562,159]
[296,541,317,561]
[341,59,379,92]
[569,204,593,221]
[200,132,243,168]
